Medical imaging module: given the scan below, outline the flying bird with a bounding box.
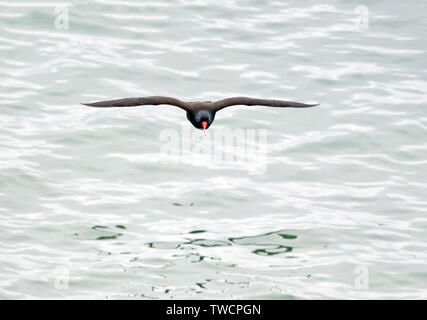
[82,96,319,134]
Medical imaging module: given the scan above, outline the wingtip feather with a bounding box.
[81,102,97,107]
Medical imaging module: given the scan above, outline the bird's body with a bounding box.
[82,96,318,133]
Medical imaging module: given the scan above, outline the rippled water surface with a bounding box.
[1,0,427,299]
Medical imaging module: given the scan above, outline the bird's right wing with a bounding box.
[81,96,190,111]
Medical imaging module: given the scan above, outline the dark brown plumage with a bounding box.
[82,96,319,132]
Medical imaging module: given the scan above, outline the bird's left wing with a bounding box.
[211,97,319,112]
[82,96,190,111]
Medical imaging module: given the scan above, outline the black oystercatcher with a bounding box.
[82,96,319,135]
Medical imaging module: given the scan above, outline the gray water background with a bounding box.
[1,0,427,299]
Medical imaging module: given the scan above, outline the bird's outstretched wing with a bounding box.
[82,96,190,111]
[211,97,319,111]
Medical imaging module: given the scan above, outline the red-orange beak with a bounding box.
[202,121,207,135]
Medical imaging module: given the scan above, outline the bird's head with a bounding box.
[194,110,214,134]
